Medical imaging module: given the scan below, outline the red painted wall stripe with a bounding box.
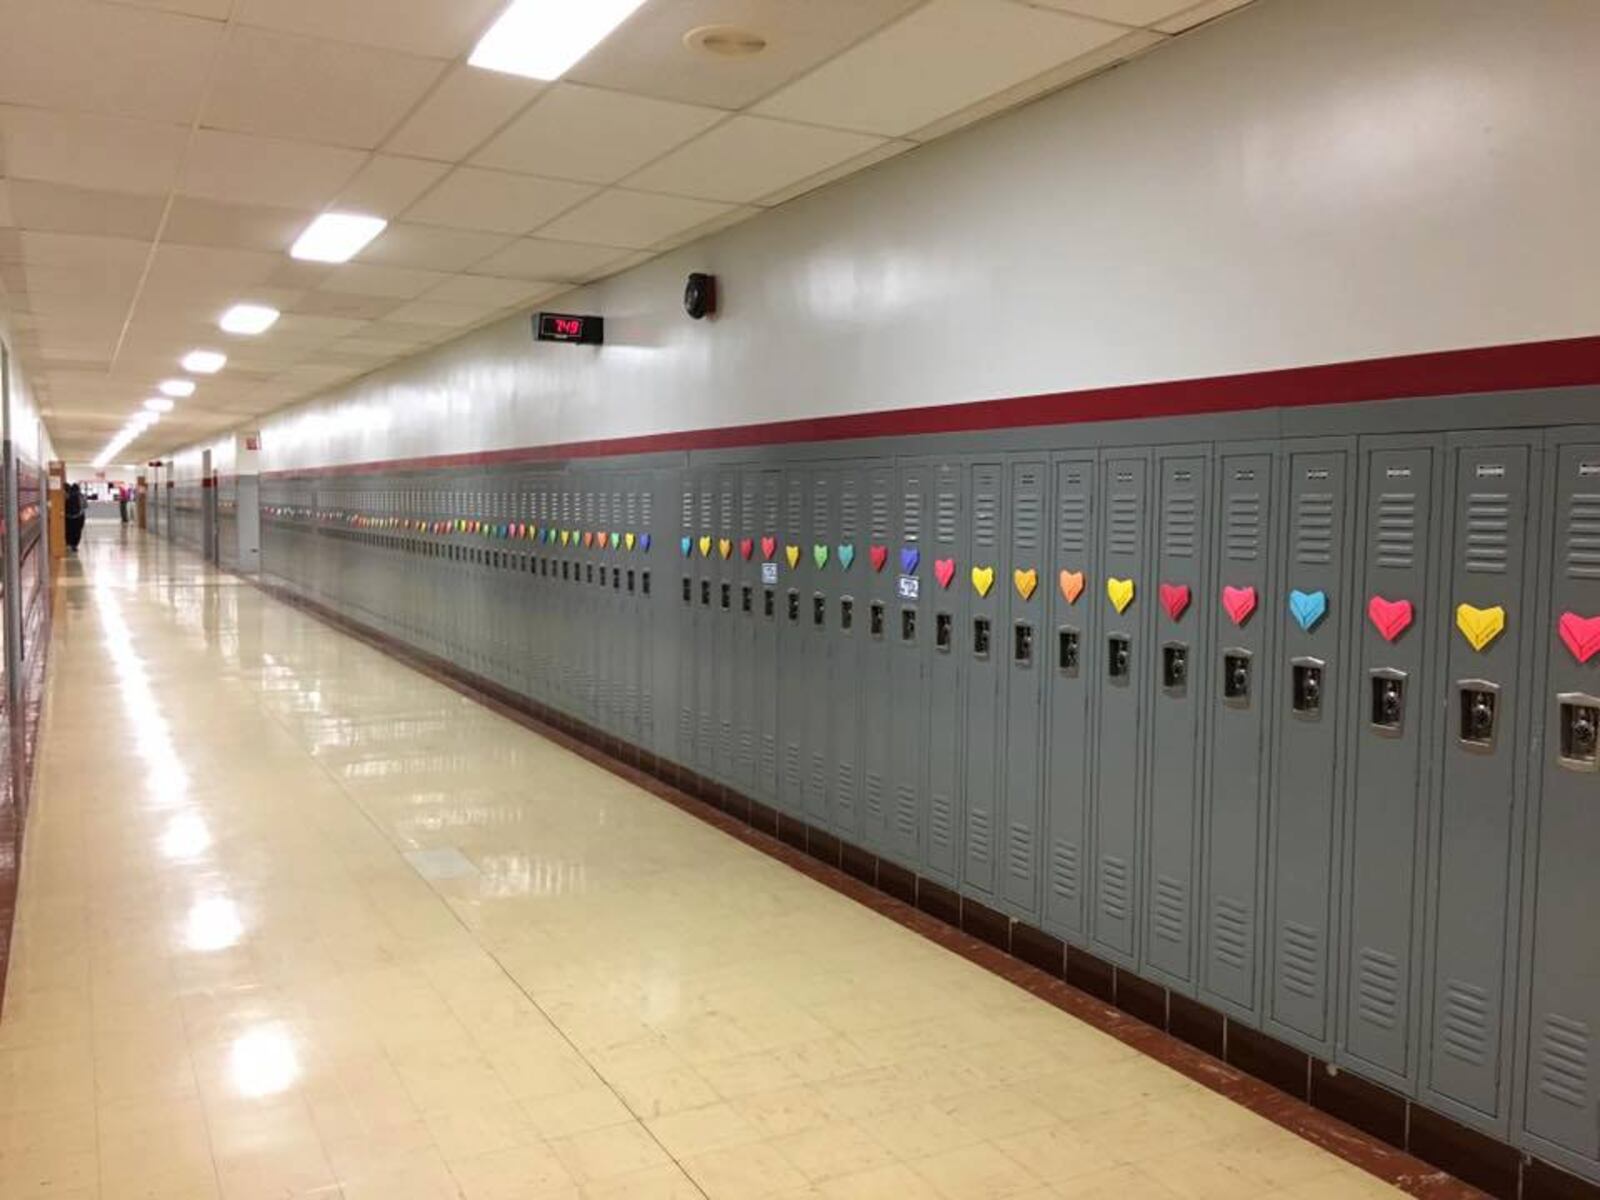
[263,334,1600,479]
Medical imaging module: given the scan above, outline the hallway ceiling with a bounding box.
[0,0,1250,460]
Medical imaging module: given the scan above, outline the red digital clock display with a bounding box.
[536,311,603,345]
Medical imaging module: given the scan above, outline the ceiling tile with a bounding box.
[163,197,314,254]
[334,155,450,220]
[114,0,233,17]
[626,116,884,205]
[357,223,514,272]
[231,0,505,59]
[315,262,449,299]
[267,314,371,346]
[1028,0,1194,25]
[569,0,922,109]
[181,130,367,209]
[2,181,165,240]
[383,299,498,328]
[403,167,595,236]
[18,231,150,271]
[383,64,544,163]
[424,275,553,308]
[0,181,13,227]
[0,107,190,196]
[1154,0,1253,33]
[0,0,221,124]
[289,291,406,320]
[535,190,737,250]
[473,84,726,185]
[753,0,1126,137]
[470,238,635,282]
[205,27,446,150]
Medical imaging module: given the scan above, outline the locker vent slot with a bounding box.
[931,790,953,848]
[903,480,923,541]
[1355,947,1401,1030]
[1225,492,1261,561]
[1154,875,1186,945]
[627,491,638,526]
[840,481,858,540]
[968,809,992,864]
[783,743,803,790]
[1050,841,1080,902]
[1278,921,1321,999]
[1098,855,1128,922]
[809,752,827,800]
[786,484,803,536]
[699,489,713,527]
[1440,979,1491,1066]
[1211,896,1249,969]
[1564,493,1600,579]
[598,492,611,525]
[1058,493,1087,556]
[812,479,828,527]
[1536,1013,1590,1106]
[721,488,734,527]
[1109,492,1139,556]
[1463,493,1509,574]
[1375,493,1417,567]
[972,481,998,549]
[1013,482,1041,553]
[759,734,776,780]
[864,771,886,820]
[1163,492,1197,558]
[1007,821,1033,881]
[835,763,856,811]
[870,481,890,541]
[742,484,757,519]
[894,786,917,836]
[935,479,959,547]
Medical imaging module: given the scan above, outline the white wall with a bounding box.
[206,0,1598,473]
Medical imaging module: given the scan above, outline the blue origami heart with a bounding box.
[680,536,693,557]
[1289,589,1327,632]
[639,533,651,553]
[901,546,920,575]
[837,543,855,570]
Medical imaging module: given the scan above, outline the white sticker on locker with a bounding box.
[761,562,778,584]
[898,576,920,600]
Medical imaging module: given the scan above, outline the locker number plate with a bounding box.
[761,562,778,585]
[898,576,920,600]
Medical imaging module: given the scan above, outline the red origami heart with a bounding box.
[739,538,754,560]
[934,558,956,589]
[760,536,777,560]
[1559,611,1600,663]
[868,545,889,572]
[1159,582,1190,621]
[1368,595,1413,642]
[1222,585,1257,626]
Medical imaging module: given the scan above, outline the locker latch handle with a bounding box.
[813,593,826,628]
[1223,649,1251,706]
[1457,679,1498,751]
[1162,643,1188,693]
[1370,668,1406,735]
[869,601,885,638]
[1107,634,1130,680]
[935,612,952,652]
[1014,622,1033,666]
[1558,692,1600,771]
[1058,627,1080,674]
[973,617,991,658]
[840,596,853,631]
[1292,657,1324,718]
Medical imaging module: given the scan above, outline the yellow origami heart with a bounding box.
[971,566,995,597]
[1107,577,1135,613]
[624,533,636,551]
[1013,568,1037,601]
[718,538,732,560]
[1456,603,1506,652]
[697,535,712,558]
[559,530,570,546]
[785,545,801,569]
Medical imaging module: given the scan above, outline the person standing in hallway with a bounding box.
[118,484,130,524]
[65,482,86,551]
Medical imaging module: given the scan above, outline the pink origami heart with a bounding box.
[740,538,754,561]
[1559,611,1600,663]
[934,558,956,589]
[1368,595,1414,642]
[869,545,889,572]
[1222,585,1257,626]
[1159,582,1190,621]
[760,536,777,560]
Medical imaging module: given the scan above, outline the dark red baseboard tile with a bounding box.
[251,579,1600,1200]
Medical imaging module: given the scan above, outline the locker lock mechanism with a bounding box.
[1292,657,1324,718]
[1456,679,1499,751]
[1107,634,1130,681]
[1370,668,1407,735]
[1223,649,1252,706]
[1558,692,1600,771]
[1162,643,1188,693]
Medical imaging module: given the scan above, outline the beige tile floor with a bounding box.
[0,526,1406,1199]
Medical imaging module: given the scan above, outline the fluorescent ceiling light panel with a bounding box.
[469,0,648,81]
[182,350,227,374]
[291,212,388,263]
[160,379,196,398]
[145,398,175,413]
[220,304,280,335]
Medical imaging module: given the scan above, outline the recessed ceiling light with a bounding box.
[220,304,280,335]
[291,212,387,263]
[469,0,647,81]
[684,25,767,58]
[160,379,196,398]
[182,350,227,374]
[144,398,175,413]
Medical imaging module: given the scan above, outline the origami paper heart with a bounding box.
[901,546,920,575]
[679,535,691,557]
[1059,570,1085,604]
[813,544,828,569]
[611,532,620,548]
[719,538,732,560]
[697,535,712,558]
[1159,582,1190,621]
[785,545,801,569]
[761,536,777,560]
[1222,585,1257,627]
[1368,595,1413,642]
[1456,603,1505,652]
[1014,568,1038,601]
[1288,589,1327,631]
[971,566,995,597]
[838,544,855,570]
[934,558,957,589]
[625,533,636,551]
[561,530,571,547]
[1107,577,1135,614]
[869,545,889,572]
[739,537,754,561]
[639,534,651,553]
[1559,611,1600,663]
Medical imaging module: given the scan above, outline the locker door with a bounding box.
[695,473,717,774]
[1144,449,1210,991]
[778,469,808,815]
[830,464,864,841]
[1519,436,1600,1177]
[1044,455,1096,941]
[1424,437,1536,1129]
[1200,448,1277,1019]
[926,460,966,883]
[1340,439,1441,1092]
[641,470,667,758]
[734,469,761,792]
[805,466,834,825]
[1092,453,1152,964]
[963,461,1004,897]
[887,462,927,865]
[752,470,781,803]
[1264,442,1356,1052]
[675,474,697,766]
[860,465,896,856]
[1001,458,1047,917]
[715,469,739,780]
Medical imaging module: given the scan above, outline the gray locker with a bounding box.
[1044,455,1096,942]
[860,464,896,856]
[1091,453,1152,964]
[1000,458,1047,917]
[752,469,781,802]
[1422,436,1537,1130]
[963,461,1004,898]
[805,467,834,825]
[1144,448,1210,991]
[1200,448,1277,1019]
[734,470,761,792]
[642,470,668,760]
[886,462,926,866]
[694,474,718,773]
[926,460,966,884]
[1517,435,1600,1182]
[778,469,808,815]
[715,468,740,781]
[830,464,864,840]
[675,477,698,765]
[1339,439,1441,1092]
